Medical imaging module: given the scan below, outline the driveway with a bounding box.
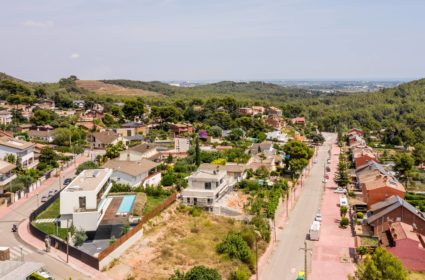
[260,133,337,280]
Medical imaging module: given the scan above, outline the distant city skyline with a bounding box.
[1,0,424,82]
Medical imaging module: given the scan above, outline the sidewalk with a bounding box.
[310,144,355,280]
[0,155,88,220]
[18,219,109,280]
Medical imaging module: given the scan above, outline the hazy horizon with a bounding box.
[1,0,424,82]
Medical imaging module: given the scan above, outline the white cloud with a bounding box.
[22,20,54,28]
[70,53,80,59]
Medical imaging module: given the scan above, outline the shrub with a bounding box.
[110,182,132,193]
[357,212,364,219]
[73,228,88,246]
[250,215,270,242]
[340,217,349,228]
[189,206,202,217]
[340,206,348,217]
[161,172,176,186]
[216,233,255,270]
[230,265,251,280]
[240,228,256,248]
[76,161,98,175]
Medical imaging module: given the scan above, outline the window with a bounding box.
[186,197,190,203]
[207,198,213,204]
[127,130,131,137]
[78,196,86,209]
[205,182,211,190]
[194,198,197,205]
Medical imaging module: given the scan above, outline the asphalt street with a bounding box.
[260,133,336,280]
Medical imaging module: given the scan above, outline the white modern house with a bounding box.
[103,159,161,187]
[0,136,36,169]
[174,138,190,153]
[266,130,288,143]
[182,169,236,211]
[59,169,113,232]
[0,160,16,193]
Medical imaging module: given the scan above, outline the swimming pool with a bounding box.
[117,195,136,214]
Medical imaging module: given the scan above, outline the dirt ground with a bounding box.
[76,80,163,97]
[104,203,254,280]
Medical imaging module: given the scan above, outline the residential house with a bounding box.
[119,143,158,161]
[349,128,365,138]
[349,134,366,148]
[103,159,161,187]
[90,131,123,149]
[121,122,148,135]
[73,100,85,108]
[27,129,54,143]
[0,111,12,125]
[182,168,236,210]
[80,110,104,122]
[361,173,405,208]
[0,136,36,169]
[352,147,378,169]
[384,222,425,272]
[199,163,247,181]
[265,115,283,130]
[59,169,113,232]
[267,106,283,116]
[367,195,425,238]
[93,103,104,112]
[76,121,103,132]
[35,99,55,110]
[250,141,274,155]
[248,141,277,171]
[238,107,253,116]
[266,130,288,143]
[174,138,190,153]
[291,117,306,126]
[170,123,193,136]
[252,106,265,115]
[0,160,16,193]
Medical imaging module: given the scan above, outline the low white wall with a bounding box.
[98,228,144,270]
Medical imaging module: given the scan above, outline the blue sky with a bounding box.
[1,0,424,82]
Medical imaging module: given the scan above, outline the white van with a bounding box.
[309,221,321,241]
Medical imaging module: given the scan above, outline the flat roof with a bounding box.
[0,260,43,280]
[0,136,35,150]
[64,168,112,192]
[103,159,159,177]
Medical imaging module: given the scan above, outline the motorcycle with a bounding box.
[11,224,17,232]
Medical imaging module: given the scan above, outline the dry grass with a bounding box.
[105,204,262,280]
[410,272,425,280]
[133,192,147,216]
[76,80,163,97]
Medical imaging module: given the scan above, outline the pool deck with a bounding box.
[101,197,128,225]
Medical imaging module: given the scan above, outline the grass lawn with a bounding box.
[36,199,60,219]
[32,222,68,240]
[360,236,379,247]
[142,195,169,215]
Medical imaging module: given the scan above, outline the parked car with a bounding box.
[309,221,321,241]
[334,187,347,194]
[40,195,48,203]
[315,213,322,222]
[48,189,58,196]
[322,178,328,183]
[64,178,72,186]
[324,174,330,179]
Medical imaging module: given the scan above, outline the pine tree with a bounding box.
[194,136,201,166]
[334,154,349,187]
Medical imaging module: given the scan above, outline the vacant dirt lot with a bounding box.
[104,203,255,280]
[76,80,162,97]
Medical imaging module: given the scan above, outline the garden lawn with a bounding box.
[36,199,60,219]
[142,195,169,215]
[32,222,68,240]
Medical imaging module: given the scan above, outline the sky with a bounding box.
[0,0,424,82]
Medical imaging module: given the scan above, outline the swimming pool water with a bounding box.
[117,195,136,214]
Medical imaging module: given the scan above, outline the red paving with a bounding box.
[310,144,356,280]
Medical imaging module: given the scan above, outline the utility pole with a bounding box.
[300,241,312,280]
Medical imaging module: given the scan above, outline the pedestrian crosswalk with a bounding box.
[33,218,58,224]
[9,245,33,260]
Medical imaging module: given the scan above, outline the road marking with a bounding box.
[9,246,33,259]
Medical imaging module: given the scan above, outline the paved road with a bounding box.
[0,156,91,279]
[261,133,336,280]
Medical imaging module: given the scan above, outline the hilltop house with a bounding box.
[349,128,365,138]
[291,117,306,126]
[0,136,36,169]
[267,106,283,116]
[0,111,12,125]
[199,163,247,181]
[170,123,193,136]
[103,159,161,187]
[266,130,288,143]
[59,169,113,232]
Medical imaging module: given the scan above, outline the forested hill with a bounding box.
[296,77,425,145]
[102,79,314,100]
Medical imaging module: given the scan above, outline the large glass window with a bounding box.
[205,182,211,190]
[79,196,86,209]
